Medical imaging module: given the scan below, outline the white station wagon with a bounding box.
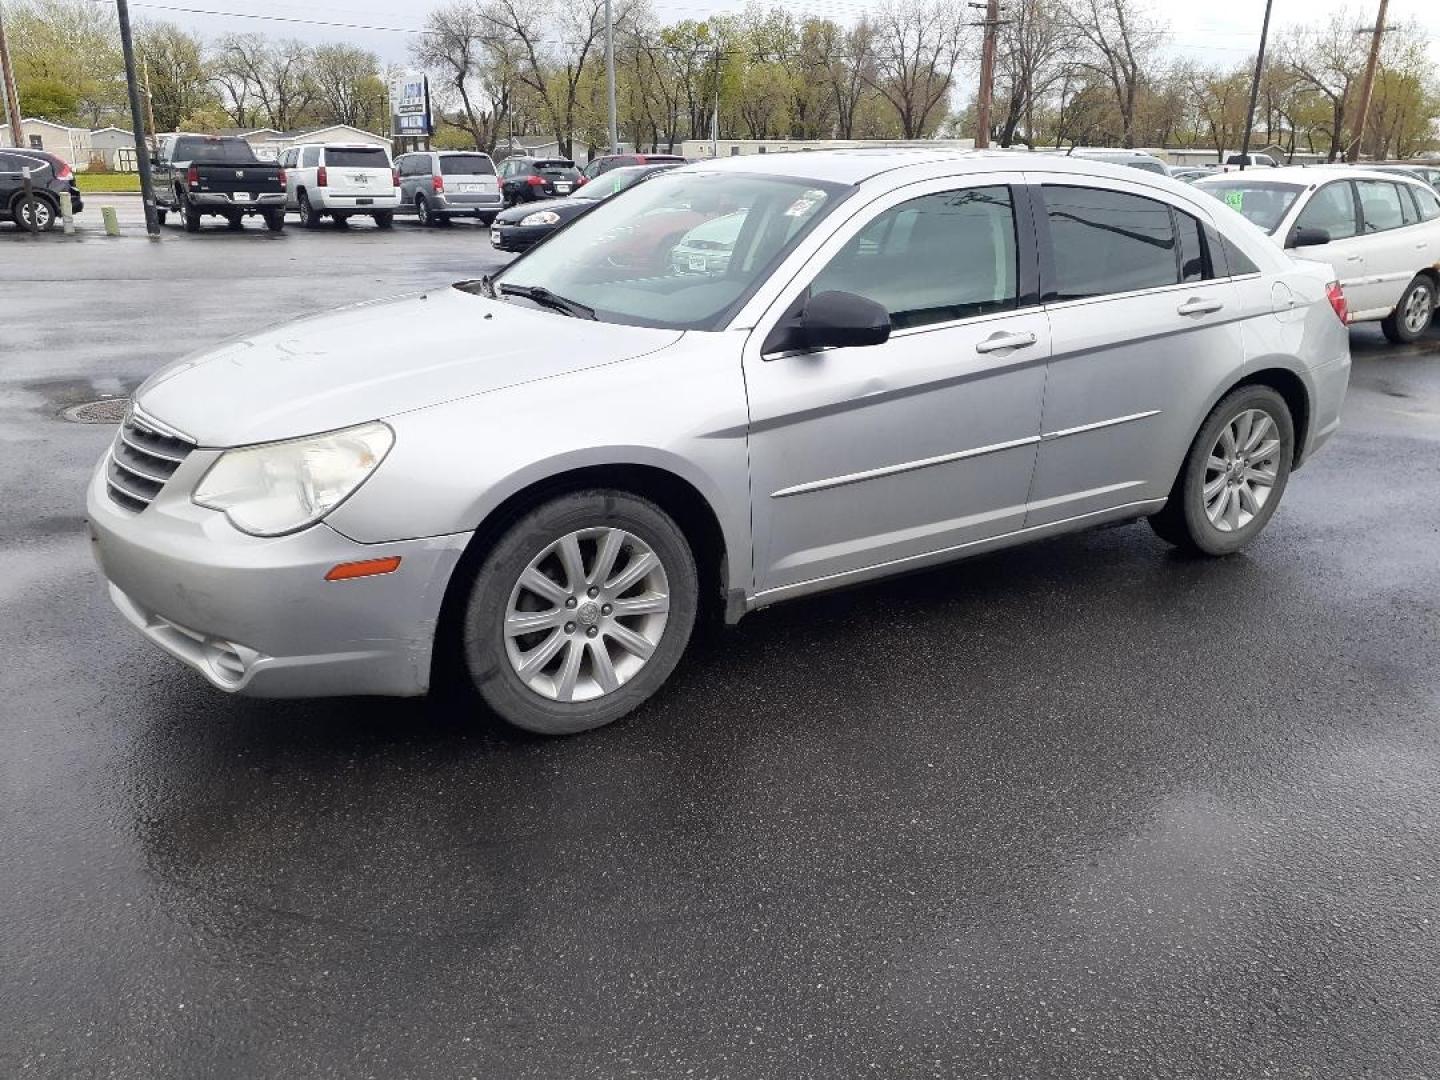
[1196,165,1440,343]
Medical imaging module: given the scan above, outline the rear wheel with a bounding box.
[155,208,168,226]
[14,193,56,232]
[333,213,350,228]
[1149,385,1294,556]
[1381,275,1436,344]
[298,191,322,229]
[416,194,435,226]
[373,210,394,229]
[261,209,285,232]
[462,490,698,735]
[179,190,201,232]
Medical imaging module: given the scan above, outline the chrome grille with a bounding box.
[107,407,196,513]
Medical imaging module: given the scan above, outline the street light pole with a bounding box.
[604,0,619,154]
[115,0,159,236]
[0,0,24,148]
[1237,0,1275,171]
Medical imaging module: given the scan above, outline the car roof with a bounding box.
[1194,163,1429,186]
[436,149,491,155]
[676,147,1212,189]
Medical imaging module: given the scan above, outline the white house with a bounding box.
[249,124,392,160]
[0,118,93,166]
[89,126,140,170]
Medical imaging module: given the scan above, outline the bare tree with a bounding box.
[213,34,315,131]
[1064,0,1159,147]
[413,0,516,150]
[863,0,968,139]
[994,0,1074,146]
[136,21,214,132]
[1281,8,1365,161]
[309,44,383,128]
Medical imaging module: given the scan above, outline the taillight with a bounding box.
[277,167,287,185]
[432,175,444,193]
[1326,281,1350,324]
[576,175,588,186]
[316,165,328,187]
[186,165,199,187]
[526,175,546,186]
[392,168,400,188]
[56,161,73,180]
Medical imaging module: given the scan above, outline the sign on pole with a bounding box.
[389,72,432,140]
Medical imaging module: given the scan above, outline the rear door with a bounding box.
[1025,178,1246,526]
[440,153,499,207]
[1352,178,1431,316]
[322,146,391,200]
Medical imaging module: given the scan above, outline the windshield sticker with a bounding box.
[1224,191,1244,211]
[785,189,828,217]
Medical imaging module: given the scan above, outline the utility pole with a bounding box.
[0,0,23,148]
[604,0,618,154]
[115,0,159,236]
[972,0,1001,149]
[1237,0,1275,171]
[1347,0,1390,163]
[141,58,158,144]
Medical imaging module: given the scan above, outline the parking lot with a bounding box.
[4,192,1440,1078]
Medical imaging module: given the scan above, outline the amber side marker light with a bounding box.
[325,556,402,581]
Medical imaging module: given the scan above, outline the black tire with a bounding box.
[479,212,497,225]
[262,209,285,232]
[1380,275,1436,344]
[416,195,435,226]
[1149,385,1295,556]
[179,191,201,233]
[225,212,244,230]
[13,193,56,232]
[373,211,394,229]
[462,490,699,735]
[298,191,322,229]
[333,213,350,228]
[155,208,168,226]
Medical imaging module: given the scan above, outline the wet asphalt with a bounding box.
[3,199,1440,1079]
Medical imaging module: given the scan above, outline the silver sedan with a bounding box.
[88,151,1351,734]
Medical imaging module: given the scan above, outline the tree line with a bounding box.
[5,0,1436,162]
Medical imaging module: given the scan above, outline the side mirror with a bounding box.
[1290,226,1331,249]
[762,290,891,355]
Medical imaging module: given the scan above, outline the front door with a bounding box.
[744,175,1050,601]
[1292,179,1368,310]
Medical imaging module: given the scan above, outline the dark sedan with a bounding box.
[489,163,680,252]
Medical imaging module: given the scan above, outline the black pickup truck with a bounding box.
[151,134,286,232]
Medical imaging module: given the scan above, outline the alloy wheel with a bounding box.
[1404,282,1434,335]
[1203,408,1282,532]
[504,527,671,703]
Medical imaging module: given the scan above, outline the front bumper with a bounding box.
[86,455,471,698]
[490,222,551,251]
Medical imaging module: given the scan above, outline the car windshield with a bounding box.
[440,154,495,176]
[492,171,845,330]
[573,166,662,201]
[1196,180,1304,233]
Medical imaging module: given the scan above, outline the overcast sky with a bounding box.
[125,0,1440,74]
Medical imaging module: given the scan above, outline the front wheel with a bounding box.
[225,212,243,230]
[1149,385,1294,556]
[155,208,168,226]
[373,211,394,229]
[462,491,698,735]
[1381,275,1436,344]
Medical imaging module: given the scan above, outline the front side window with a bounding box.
[1296,182,1358,240]
[493,171,843,330]
[1044,185,1178,300]
[1356,179,1407,232]
[809,186,1018,330]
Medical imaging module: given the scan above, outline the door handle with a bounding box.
[974,331,1037,354]
[1176,297,1224,316]
[1344,254,1364,262]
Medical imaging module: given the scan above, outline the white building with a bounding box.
[680,137,976,159]
[0,118,93,165]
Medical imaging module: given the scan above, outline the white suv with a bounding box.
[279,143,400,228]
[1197,166,1440,343]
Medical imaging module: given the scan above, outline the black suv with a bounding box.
[498,157,581,206]
[1,150,81,231]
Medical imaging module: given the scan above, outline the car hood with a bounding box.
[495,198,596,225]
[135,286,683,447]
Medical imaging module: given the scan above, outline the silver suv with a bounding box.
[89,151,1351,734]
[395,150,502,225]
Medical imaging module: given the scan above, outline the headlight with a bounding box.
[519,210,561,227]
[193,421,393,537]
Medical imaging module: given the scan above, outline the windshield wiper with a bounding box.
[498,283,595,320]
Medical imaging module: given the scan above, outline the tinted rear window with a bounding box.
[439,155,495,176]
[174,137,257,164]
[1044,185,1178,300]
[325,147,389,168]
[535,160,578,177]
